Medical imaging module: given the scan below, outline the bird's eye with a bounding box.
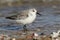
[59,32,60,34]
[32,10,35,12]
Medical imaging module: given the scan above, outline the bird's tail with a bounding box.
[6,17,13,19]
[6,17,11,19]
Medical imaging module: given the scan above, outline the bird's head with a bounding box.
[29,8,41,16]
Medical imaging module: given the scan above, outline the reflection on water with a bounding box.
[0,4,60,33]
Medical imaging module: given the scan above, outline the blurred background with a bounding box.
[0,0,60,35]
[0,0,60,7]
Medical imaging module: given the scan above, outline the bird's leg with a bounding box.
[23,25,27,32]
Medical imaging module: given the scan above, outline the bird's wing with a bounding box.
[6,10,29,20]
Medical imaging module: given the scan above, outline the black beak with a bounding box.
[37,12,41,16]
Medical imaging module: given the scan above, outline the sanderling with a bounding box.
[6,8,41,32]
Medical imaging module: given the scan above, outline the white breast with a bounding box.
[16,13,36,25]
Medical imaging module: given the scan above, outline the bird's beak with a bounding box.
[37,12,41,16]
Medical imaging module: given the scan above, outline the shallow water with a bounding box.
[0,4,60,34]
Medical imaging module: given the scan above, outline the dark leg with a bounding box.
[23,25,27,32]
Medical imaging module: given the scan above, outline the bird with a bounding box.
[57,30,60,34]
[51,31,59,40]
[12,38,16,40]
[5,8,41,32]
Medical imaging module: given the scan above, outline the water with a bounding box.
[0,4,60,34]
